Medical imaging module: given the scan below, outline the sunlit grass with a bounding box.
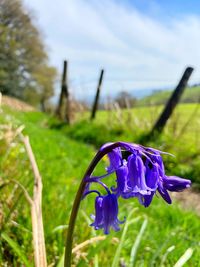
[1,104,200,266]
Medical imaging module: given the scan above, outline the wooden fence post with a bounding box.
[90,69,104,120]
[151,66,194,135]
[56,60,70,124]
[64,62,70,124]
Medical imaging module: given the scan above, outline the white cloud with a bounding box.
[24,0,200,99]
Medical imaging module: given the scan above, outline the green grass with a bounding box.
[138,86,200,106]
[63,103,200,186]
[1,104,200,266]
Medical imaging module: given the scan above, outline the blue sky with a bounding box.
[121,0,200,17]
[24,0,200,101]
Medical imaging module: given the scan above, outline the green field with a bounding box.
[138,86,200,106]
[1,103,200,266]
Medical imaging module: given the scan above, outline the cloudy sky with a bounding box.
[24,0,200,100]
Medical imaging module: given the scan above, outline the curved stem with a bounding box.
[64,142,121,267]
[83,190,101,198]
[85,178,111,194]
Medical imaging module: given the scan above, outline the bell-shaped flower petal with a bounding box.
[128,153,150,194]
[91,193,125,234]
[107,148,122,173]
[139,192,155,207]
[112,161,134,199]
[163,176,191,192]
[90,196,104,229]
[145,162,159,190]
[157,181,172,204]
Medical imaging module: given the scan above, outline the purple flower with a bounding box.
[111,161,134,199]
[82,141,191,234]
[127,153,150,195]
[105,142,191,206]
[106,148,122,173]
[145,161,159,191]
[90,193,124,234]
[162,176,191,192]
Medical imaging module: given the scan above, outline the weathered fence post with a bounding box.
[64,62,70,124]
[90,69,104,120]
[56,60,70,124]
[151,66,194,135]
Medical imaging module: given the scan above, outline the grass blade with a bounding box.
[111,209,140,267]
[52,225,68,233]
[56,251,64,267]
[160,245,175,266]
[1,232,31,267]
[129,218,148,267]
[173,248,193,267]
[81,210,99,267]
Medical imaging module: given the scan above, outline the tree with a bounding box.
[0,0,57,106]
[115,91,137,108]
[30,65,57,111]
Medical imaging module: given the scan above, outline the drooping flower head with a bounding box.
[83,141,191,234]
[90,193,124,234]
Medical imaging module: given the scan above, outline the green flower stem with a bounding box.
[64,142,120,267]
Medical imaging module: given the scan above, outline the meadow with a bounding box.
[1,102,200,266]
[137,86,200,106]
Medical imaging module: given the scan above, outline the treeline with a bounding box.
[0,0,57,109]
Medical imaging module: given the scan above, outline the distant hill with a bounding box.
[137,86,200,106]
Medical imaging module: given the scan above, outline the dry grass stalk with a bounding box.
[1,93,46,266]
[21,134,47,267]
[5,179,33,205]
[72,236,106,254]
[113,102,124,125]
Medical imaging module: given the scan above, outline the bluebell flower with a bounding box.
[111,161,133,199]
[106,147,122,172]
[145,151,190,205]
[90,193,124,234]
[90,195,104,230]
[127,153,150,195]
[105,142,191,206]
[82,141,191,233]
[162,175,191,192]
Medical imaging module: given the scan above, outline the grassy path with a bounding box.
[1,107,200,266]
